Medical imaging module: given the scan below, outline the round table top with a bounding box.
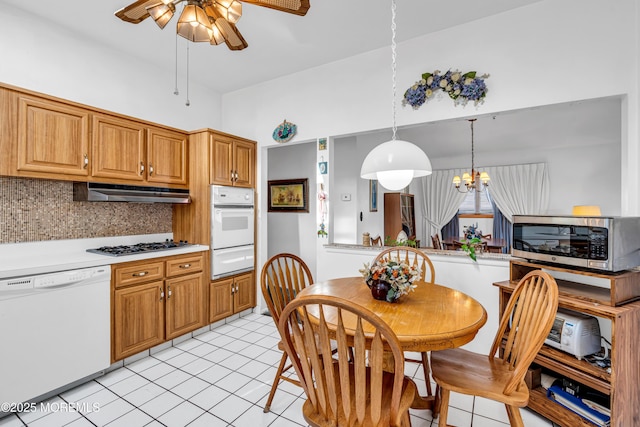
[296,276,488,352]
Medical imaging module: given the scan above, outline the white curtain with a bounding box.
[419,169,467,245]
[485,163,550,222]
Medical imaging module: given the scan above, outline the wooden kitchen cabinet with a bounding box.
[209,272,255,323]
[113,280,165,360]
[91,114,146,182]
[210,134,255,188]
[112,252,206,361]
[165,272,205,340]
[494,260,640,427]
[16,94,90,177]
[146,127,188,186]
[92,114,187,187]
[1,83,188,187]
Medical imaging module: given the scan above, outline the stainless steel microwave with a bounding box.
[512,215,640,272]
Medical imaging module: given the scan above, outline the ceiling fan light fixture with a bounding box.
[213,0,242,23]
[177,2,213,41]
[147,2,175,29]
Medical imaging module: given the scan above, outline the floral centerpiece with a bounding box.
[403,69,489,109]
[359,258,421,302]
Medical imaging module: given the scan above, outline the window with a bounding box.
[458,189,493,215]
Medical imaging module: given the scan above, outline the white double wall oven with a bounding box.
[210,185,255,279]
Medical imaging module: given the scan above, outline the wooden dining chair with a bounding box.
[278,294,417,427]
[431,234,442,250]
[431,270,559,427]
[373,247,435,397]
[260,253,314,412]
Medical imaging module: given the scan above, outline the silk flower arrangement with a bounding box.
[403,69,489,109]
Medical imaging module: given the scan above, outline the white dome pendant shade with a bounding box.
[359,0,432,191]
[360,139,432,190]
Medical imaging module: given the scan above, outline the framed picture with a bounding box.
[268,179,309,212]
[318,138,327,151]
[369,179,378,212]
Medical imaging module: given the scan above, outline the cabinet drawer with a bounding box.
[166,253,204,277]
[114,261,165,288]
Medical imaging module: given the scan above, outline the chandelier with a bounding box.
[360,0,432,191]
[115,0,310,51]
[453,119,490,192]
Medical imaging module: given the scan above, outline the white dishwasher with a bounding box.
[0,265,111,406]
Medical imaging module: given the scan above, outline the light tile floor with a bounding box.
[0,312,555,427]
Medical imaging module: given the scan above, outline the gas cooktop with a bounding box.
[87,240,191,257]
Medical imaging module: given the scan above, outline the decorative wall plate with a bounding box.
[272,120,297,143]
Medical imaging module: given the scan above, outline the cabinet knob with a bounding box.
[140,162,145,174]
[132,271,148,277]
[179,264,191,269]
[149,164,154,175]
[159,287,164,301]
[83,154,89,169]
[167,286,172,299]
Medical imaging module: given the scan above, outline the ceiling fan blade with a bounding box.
[115,0,159,23]
[239,0,310,16]
[219,20,249,50]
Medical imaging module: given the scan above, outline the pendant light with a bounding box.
[360,0,432,191]
[452,119,490,192]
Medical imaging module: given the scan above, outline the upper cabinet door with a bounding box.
[233,140,255,188]
[17,95,90,177]
[92,114,146,182]
[210,135,234,186]
[210,134,255,188]
[147,127,188,186]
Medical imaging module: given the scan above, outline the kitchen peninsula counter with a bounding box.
[324,243,511,261]
[0,233,209,278]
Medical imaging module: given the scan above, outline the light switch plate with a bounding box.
[341,193,351,201]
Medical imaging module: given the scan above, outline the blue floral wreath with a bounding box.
[403,69,489,109]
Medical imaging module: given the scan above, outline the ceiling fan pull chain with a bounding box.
[174,33,179,96]
[185,42,191,107]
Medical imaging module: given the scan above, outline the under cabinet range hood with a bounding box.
[73,182,191,204]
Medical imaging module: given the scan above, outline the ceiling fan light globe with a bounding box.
[214,0,242,23]
[177,3,213,41]
[148,2,175,27]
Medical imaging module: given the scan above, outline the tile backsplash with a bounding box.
[0,177,172,243]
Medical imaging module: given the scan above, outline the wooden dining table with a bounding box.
[443,236,507,252]
[295,276,487,411]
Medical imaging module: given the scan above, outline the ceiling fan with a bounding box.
[115,0,310,51]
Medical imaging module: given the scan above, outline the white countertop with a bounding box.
[0,233,209,278]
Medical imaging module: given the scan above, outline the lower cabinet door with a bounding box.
[234,272,255,313]
[165,272,205,340]
[113,281,165,361]
[209,278,234,323]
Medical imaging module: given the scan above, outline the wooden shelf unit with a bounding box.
[494,259,640,427]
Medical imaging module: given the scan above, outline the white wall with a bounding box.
[266,142,318,276]
[332,137,358,244]
[0,4,222,131]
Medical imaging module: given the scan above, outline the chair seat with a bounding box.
[430,348,530,407]
[303,362,417,427]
